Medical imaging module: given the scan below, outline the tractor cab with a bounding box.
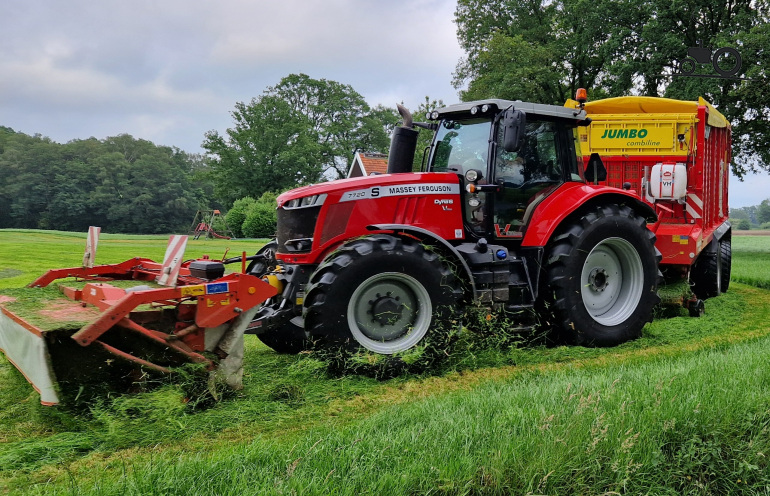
[426,100,588,240]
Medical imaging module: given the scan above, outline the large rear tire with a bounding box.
[248,241,310,354]
[544,205,660,346]
[304,235,462,354]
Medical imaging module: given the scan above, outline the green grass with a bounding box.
[732,235,770,289]
[0,229,268,290]
[40,338,770,495]
[1,230,770,494]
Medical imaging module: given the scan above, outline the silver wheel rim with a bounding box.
[580,237,644,326]
[347,272,432,354]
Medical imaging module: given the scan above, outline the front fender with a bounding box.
[521,183,657,247]
[367,224,477,295]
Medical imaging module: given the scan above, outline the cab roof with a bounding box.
[437,99,587,122]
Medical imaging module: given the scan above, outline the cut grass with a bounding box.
[6,286,770,495]
[0,230,769,494]
[44,337,770,496]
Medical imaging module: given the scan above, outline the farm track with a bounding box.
[733,230,770,236]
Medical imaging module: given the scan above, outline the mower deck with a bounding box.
[0,257,277,405]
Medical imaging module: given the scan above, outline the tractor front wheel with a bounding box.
[544,205,660,346]
[304,235,462,355]
[256,322,309,354]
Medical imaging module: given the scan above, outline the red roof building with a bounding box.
[347,152,388,178]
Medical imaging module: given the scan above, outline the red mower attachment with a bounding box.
[0,234,277,406]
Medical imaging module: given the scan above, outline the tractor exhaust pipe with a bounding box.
[387,104,419,174]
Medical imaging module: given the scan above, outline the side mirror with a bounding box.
[584,152,607,184]
[501,109,526,152]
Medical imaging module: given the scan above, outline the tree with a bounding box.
[409,97,445,172]
[757,199,770,225]
[202,95,321,206]
[203,74,393,206]
[0,130,203,233]
[453,0,770,177]
[87,136,200,233]
[454,0,638,104]
[225,197,257,238]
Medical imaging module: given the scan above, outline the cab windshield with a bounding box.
[430,118,492,175]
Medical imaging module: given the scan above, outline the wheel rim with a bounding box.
[580,237,644,326]
[347,272,432,354]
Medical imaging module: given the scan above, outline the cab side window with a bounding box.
[493,120,562,233]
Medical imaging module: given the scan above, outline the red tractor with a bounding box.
[247,96,662,355]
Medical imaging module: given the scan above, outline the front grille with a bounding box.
[276,206,321,254]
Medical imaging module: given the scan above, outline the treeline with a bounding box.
[0,74,419,236]
[730,201,770,229]
[0,127,215,234]
[454,0,770,177]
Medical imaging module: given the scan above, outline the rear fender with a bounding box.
[521,183,657,247]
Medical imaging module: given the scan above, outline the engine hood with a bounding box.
[276,172,460,207]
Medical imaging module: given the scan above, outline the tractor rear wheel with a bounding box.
[690,241,722,299]
[544,204,660,346]
[304,235,462,355]
[248,241,310,354]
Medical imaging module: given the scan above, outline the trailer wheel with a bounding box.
[544,204,660,346]
[719,237,732,293]
[304,235,462,355]
[690,241,722,299]
[247,241,309,354]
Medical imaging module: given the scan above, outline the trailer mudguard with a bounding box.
[713,220,731,241]
[521,182,657,248]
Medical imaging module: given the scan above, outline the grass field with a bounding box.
[731,234,770,289]
[0,229,268,290]
[1,230,770,494]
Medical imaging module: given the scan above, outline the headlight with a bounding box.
[465,169,480,182]
[283,193,327,209]
[300,195,317,207]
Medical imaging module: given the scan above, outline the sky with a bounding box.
[1,0,767,207]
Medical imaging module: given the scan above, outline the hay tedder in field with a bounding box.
[0,231,277,405]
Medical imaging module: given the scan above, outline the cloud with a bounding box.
[1,0,765,207]
[0,0,463,152]
[730,172,770,207]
